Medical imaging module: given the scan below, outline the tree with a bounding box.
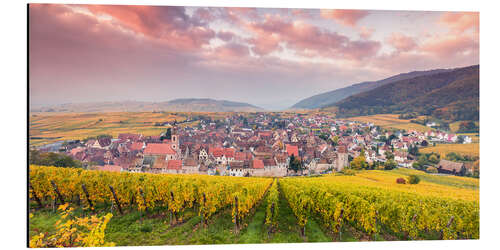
[318,133,329,142]
[426,166,438,173]
[350,156,368,170]
[458,121,479,133]
[288,155,302,173]
[161,128,172,141]
[407,175,421,184]
[412,162,421,170]
[385,151,394,160]
[29,149,82,168]
[445,152,463,162]
[428,154,440,164]
[384,159,397,170]
[408,145,419,156]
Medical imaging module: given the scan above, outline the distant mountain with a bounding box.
[31,98,264,113]
[291,68,453,109]
[330,65,479,121]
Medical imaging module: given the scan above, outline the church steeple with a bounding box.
[171,126,179,150]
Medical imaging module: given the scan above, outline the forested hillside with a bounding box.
[331,65,479,121]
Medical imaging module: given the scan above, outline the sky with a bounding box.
[28,4,479,110]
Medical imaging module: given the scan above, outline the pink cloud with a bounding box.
[421,34,478,58]
[386,33,417,52]
[212,43,251,60]
[320,9,369,27]
[439,12,479,34]
[246,16,380,60]
[85,5,216,51]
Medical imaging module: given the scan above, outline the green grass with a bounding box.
[388,168,479,190]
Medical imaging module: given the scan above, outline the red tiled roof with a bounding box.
[167,160,182,170]
[252,159,264,169]
[224,148,235,158]
[259,131,272,137]
[118,133,142,141]
[286,145,299,157]
[144,143,176,155]
[129,142,144,151]
[210,147,224,157]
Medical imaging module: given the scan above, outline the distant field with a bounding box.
[348,114,431,132]
[29,112,218,146]
[420,143,480,157]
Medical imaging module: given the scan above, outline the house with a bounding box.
[229,161,248,177]
[394,151,408,163]
[315,158,334,174]
[436,159,467,176]
[118,133,143,142]
[250,159,266,176]
[144,143,178,160]
[165,160,183,174]
[198,147,209,161]
[90,137,112,149]
[182,157,200,174]
[128,142,145,152]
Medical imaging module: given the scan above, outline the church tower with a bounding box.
[171,126,179,151]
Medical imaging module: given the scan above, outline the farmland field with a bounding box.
[420,143,480,157]
[29,166,479,246]
[29,112,232,147]
[347,114,431,132]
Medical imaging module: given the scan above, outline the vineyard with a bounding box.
[29,165,479,246]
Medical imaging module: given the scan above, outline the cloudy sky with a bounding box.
[29,4,479,110]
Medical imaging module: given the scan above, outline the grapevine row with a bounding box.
[280,177,479,240]
[264,179,279,231]
[29,165,272,227]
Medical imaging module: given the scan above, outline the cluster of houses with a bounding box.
[38,113,474,177]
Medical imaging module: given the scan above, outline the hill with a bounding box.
[331,65,479,122]
[291,68,452,109]
[31,98,263,113]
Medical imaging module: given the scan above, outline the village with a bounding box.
[35,113,475,177]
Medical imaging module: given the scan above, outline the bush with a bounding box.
[426,166,438,173]
[342,169,356,176]
[408,175,421,184]
[396,178,406,184]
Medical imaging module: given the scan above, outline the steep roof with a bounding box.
[183,157,198,167]
[167,160,182,170]
[144,143,176,155]
[286,144,299,157]
[224,148,235,158]
[252,159,264,169]
[129,142,144,151]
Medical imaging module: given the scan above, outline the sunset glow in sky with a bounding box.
[29,4,479,110]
